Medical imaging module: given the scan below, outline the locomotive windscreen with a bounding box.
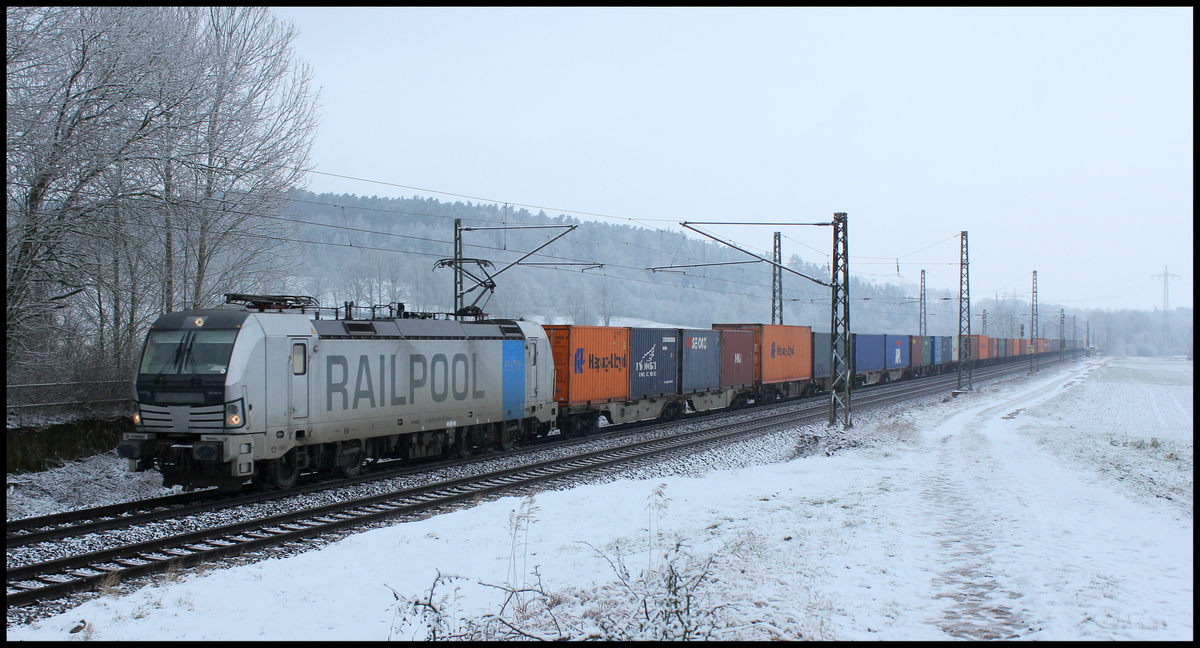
[139,329,238,376]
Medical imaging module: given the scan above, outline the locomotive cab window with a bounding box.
[292,342,307,375]
[139,329,237,376]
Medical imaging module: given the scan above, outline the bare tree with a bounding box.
[597,277,621,326]
[7,7,200,371]
[154,7,317,311]
[7,6,318,386]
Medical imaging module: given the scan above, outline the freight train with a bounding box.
[118,294,1079,490]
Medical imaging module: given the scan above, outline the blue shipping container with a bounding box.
[885,335,910,369]
[629,328,679,400]
[855,334,885,373]
[679,329,721,393]
[934,336,952,366]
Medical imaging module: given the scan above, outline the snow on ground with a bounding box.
[7,454,180,521]
[6,356,1192,640]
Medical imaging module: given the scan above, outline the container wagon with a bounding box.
[713,324,814,401]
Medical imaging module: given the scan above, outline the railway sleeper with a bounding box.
[67,569,101,578]
[37,575,73,584]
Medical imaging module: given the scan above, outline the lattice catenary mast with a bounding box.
[919,269,927,336]
[1030,270,1039,373]
[829,213,851,429]
[772,232,783,325]
[957,231,971,391]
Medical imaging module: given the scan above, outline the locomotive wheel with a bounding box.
[336,441,364,478]
[455,429,476,458]
[499,428,517,452]
[456,440,474,458]
[266,451,300,490]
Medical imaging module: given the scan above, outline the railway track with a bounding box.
[6,399,777,549]
[7,357,1063,608]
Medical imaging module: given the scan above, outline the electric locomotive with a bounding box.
[119,294,556,490]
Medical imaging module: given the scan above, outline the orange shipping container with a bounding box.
[544,325,630,406]
[712,324,812,384]
[968,334,990,360]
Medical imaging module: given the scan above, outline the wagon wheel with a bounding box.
[266,450,300,490]
[559,418,579,439]
[336,440,364,478]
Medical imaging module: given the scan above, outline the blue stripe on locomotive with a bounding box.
[502,340,525,420]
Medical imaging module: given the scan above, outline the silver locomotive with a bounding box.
[119,295,556,490]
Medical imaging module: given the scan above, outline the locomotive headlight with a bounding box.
[224,399,246,428]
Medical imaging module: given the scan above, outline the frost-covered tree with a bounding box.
[7,6,318,384]
[7,7,196,368]
[152,7,317,312]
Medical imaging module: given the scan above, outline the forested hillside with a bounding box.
[280,191,968,333]
[279,190,1193,360]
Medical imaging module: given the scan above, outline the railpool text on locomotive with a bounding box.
[325,352,488,410]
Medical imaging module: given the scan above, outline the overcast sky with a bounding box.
[271,7,1192,312]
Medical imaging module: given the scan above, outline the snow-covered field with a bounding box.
[6,356,1192,640]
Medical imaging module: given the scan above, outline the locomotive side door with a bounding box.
[289,337,310,420]
[526,338,538,402]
